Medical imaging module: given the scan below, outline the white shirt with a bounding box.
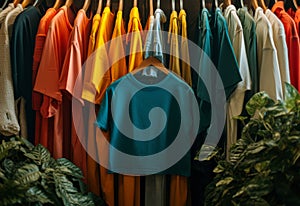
[0,4,22,136]
[265,9,290,97]
[254,7,283,100]
[222,5,251,158]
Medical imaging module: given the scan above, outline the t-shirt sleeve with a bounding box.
[33,24,62,102]
[96,88,111,131]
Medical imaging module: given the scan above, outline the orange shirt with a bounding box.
[295,9,300,37]
[33,6,75,159]
[272,2,300,90]
[32,8,57,147]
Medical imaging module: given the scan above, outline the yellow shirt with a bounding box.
[179,9,192,86]
[87,14,101,56]
[110,11,127,82]
[127,7,143,72]
[168,10,181,76]
[82,7,114,104]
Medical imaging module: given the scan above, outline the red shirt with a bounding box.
[272,1,300,91]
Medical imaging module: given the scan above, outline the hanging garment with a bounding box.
[10,6,42,142]
[81,6,114,104]
[85,12,102,197]
[34,6,76,159]
[0,3,20,136]
[272,1,300,91]
[81,6,115,206]
[60,9,92,180]
[96,72,197,176]
[168,10,181,76]
[143,9,168,206]
[178,9,192,86]
[32,8,57,150]
[110,10,127,82]
[295,9,300,35]
[127,7,143,72]
[192,8,242,206]
[254,7,283,100]
[222,5,251,159]
[265,9,291,96]
[237,7,258,98]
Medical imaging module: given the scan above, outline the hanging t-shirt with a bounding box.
[34,6,75,159]
[60,8,92,180]
[10,6,42,142]
[254,7,283,100]
[110,10,127,82]
[32,8,57,147]
[96,72,198,177]
[127,7,143,72]
[197,8,242,133]
[168,10,181,76]
[222,4,251,158]
[0,3,21,137]
[272,1,300,91]
[179,9,192,86]
[295,9,300,35]
[81,6,114,104]
[265,9,290,96]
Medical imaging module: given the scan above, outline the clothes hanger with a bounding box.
[171,0,175,11]
[258,0,267,11]
[21,0,38,8]
[157,0,160,9]
[149,0,153,15]
[13,0,22,6]
[251,0,259,9]
[118,0,123,11]
[106,0,110,7]
[132,57,169,75]
[82,0,91,11]
[180,0,183,10]
[65,0,73,7]
[240,0,244,7]
[223,0,231,9]
[215,0,218,8]
[53,0,63,9]
[96,0,102,13]
[133,0,137,7]
[293,0,299,9]
[202,0,205,9]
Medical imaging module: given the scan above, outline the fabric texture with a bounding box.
[11,6,42,142]
[265,9,290,96]
[0,3,21,136]
[254,7,283,100]
[222,5,251,159]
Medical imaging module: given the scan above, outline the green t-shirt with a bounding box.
[96,71,199,176]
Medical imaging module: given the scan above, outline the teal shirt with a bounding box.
[237,7,259,100]
[197,8,242,133]
[96,72,199,176]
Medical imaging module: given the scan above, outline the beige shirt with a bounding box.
[254,7,283,100]
[222,5,251,157]
[0,4,22,136]
[265,9,290,97]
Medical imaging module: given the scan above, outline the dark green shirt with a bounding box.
[197,8,242,133]
[10,6,42,142]
[97,72,199,176]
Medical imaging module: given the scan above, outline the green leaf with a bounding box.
[285,83,300,111]
[26,186,53,204]
[56,158,83,179]
[246,92,274,116]
[24,144,51,166]
[13,164,40,185]
[254,161,270,173]
[0,140,22,161]
[216,177,233,187]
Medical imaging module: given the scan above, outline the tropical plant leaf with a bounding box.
[24,144,51,166]
[56,158,83,178]
[285,83,300,111]
[13,164,40,185]
[246,92,274,116]
[26,186,53,204]
[0,140,22,161]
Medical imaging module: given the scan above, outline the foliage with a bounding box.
[205,83,300,206]
[0,137,104,206]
